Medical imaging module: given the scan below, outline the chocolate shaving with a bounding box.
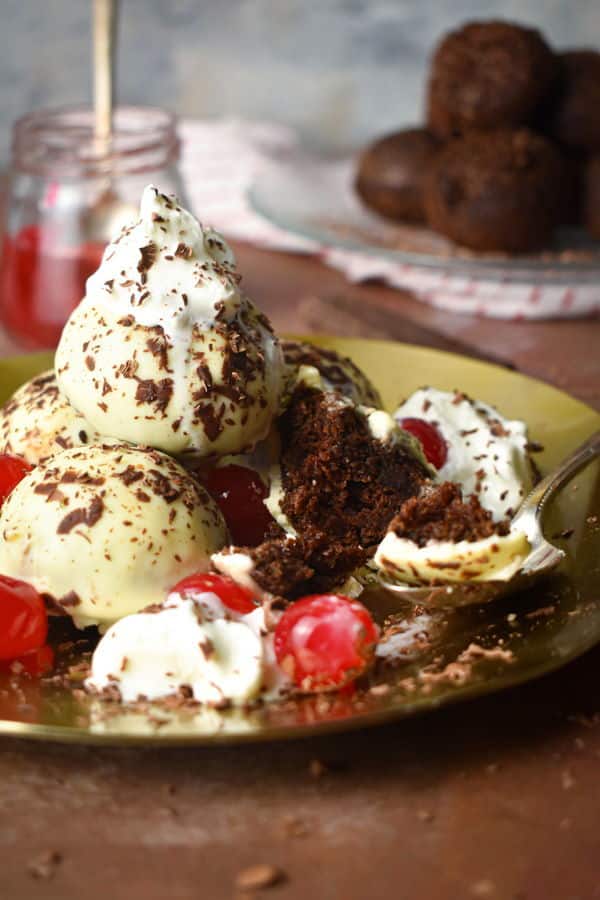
[57,497,104,535]
[175,242,193,259]
[117,466,144,486]
[137,242,157,273]
[135,378,174,414]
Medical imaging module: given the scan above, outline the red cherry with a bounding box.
[204,464,272,546]
[0,575,48,660]
[170,573,257,615]
[0,645,54,677]
[400,417,448,469]
[274,594,379,692]
[0,454,32,507]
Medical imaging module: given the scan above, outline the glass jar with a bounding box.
[0,105,185,349]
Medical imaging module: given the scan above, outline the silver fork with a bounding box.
[378,430,600,609]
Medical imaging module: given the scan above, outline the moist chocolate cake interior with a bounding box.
[388,481,509,547]
[246,387,430,595]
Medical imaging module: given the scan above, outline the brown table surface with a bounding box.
[1,244,599,900]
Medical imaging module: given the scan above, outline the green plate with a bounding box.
[0,339,598,745]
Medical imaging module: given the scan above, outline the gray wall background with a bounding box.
[2,0,599,160]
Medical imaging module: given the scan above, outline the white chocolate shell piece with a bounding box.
[374,529,530,584]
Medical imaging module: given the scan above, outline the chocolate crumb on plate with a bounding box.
[235,863,284,892]
[551,528,574,540]
[27,850,63,880]
[416,809,435,823]
[279,814,310,839]
[309,758,329,778]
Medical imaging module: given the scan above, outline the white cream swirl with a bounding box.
[86,589,289,705]
[84,186,239,337]
[395,388,533,522]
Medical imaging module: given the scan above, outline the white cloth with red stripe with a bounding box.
[180,118,599,321]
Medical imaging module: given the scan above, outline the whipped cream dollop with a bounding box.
[395,388,533,521]
[85,186,238,335]
[86,588,288,705]
[372,387,534,585]
[56,186,284,456]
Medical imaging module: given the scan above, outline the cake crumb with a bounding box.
[561,769,576,790]
[369,683,391,697]
[280,814,310,839]
[417,808,435,823]
[235,863,284,892]
[458,642,515,664]
[525,605,555,619]
[309,758,329,778]
[27,850,62,880]
[470,879,495,897]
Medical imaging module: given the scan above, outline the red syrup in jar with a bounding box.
[0,224,105,349]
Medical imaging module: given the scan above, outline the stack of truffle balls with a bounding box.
[355,20,600,253]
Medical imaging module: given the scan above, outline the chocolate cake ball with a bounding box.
[355,128,440,223]
[424,128,565,253]
[547,51,600,153]
[427,21,558,138]
[583,156,600,240]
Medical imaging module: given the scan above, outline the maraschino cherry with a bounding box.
[274,594,379,691]
[400,417,448,469]
[0,454,32,507]
[170,573,257,615]
[0,575,48,660]
[204,464,272,546]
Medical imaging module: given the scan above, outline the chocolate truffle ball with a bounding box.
[355,128,440,223]
[427,21,558,138]
[546,51,600,154]
[424,128,565,253]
